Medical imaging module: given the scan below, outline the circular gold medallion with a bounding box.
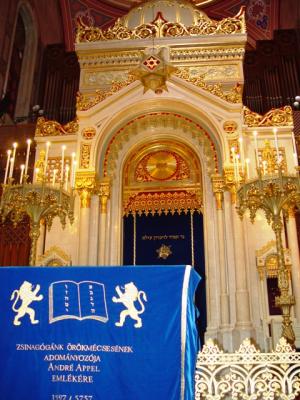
[146,151,177,180]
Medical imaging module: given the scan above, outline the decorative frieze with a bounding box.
[244,105,293,127]
[35,117,79,137]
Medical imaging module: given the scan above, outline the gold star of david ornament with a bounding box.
[132,49,177,94]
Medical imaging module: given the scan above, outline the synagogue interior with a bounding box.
[0,0,300,356]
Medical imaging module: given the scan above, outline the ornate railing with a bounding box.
[195,337,300,399]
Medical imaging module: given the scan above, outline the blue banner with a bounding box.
[0,265,200,400]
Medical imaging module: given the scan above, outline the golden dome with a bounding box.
[121,0,208,30]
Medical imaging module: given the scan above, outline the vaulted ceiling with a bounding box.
[60,0,280,51]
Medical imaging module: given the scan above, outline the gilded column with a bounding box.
[286,208,300,321]
[76,171,96,266]
[97,178,110,265]
[211,175,230,327]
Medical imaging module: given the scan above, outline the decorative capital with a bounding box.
[211,174,225,210]
[96,178,111,214]
[75,171,96,208]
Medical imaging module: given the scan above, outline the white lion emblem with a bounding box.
[112,282,147,328]
[10,281,44,326]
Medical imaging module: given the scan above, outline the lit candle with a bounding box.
[231,147,237,182]
[70,152,75,187]
[236,154,240,185]
[71,160,77,188]
[4,149,11,184]
[273,128,280,164]
[238,136,245,165]
[52,169,57,186]
[20,164,25,184]
[61,145,66,183]
[24,139,31,176]
[9,157,14,179]
[292,131,298,167]
[9,142,18,178]
[35,168,40,182]
[253,131,259,168]
[44,141,51,175]
[245,158,250,180]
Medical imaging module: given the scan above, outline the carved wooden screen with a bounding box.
[0,215,31,266]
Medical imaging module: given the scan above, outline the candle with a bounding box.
[52,169,57,186]
[253,131,259,168]
[20,164,25,184]
[9,157,14,179]
[61,145,66,183]
[4,149,11,184]
[24,139,31,176]
[35,168,40,182]
[292,131,298,167]
[9,142,18,178]
[70,152,75,187]
[245,158,250,180]
[236,154,240,185]
[238,137,245,174]
[44,141,51,175]
[273,128,280,164]
[65,165,69,191]
[71,160,77,188]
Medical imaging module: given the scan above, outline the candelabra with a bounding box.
[236,165,300,344]
[0,176,74,266]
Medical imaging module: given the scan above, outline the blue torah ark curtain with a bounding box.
[0,265,200,400]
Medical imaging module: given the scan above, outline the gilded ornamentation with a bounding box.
[195,337,300,400]
[35,150,46,183]
[76,7,245,43]
[104,113,218,177]
[131,49,177,94]
[75,171,97,209]
[80,143,91,169]
[188,65,239,81]
[82,127,96,140]
[123,190,202,216]
[175,68,242,104]
[170,47,245,63]
[223,120,238,134]
[35,117,79,137]
[76,75,136,111]
[243,105,293,127]
[36,246,71,267]
[237,167,300,343]
[96,178,111,214]
[211,174,225,210]
[156,244,172,260]
[0,182,74,266]
[259,140,287,174]
[136,151,189,182]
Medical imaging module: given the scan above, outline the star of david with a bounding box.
[143,56,161,71]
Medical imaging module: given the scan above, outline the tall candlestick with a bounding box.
[65,165,69,191]
[253,131,259,168]
[20,164,25,184]
[9,142,18,178]
[4,150,11,184]
[24,139,31,176]
[71,160,77,188]
[238,137,244,174]
[52,169,57,186]
[292,131,298,167]
[273,128,280,164]
[44,141,51,175]
[245,158,250,180]
[61,145,66,183]
[9,157,14,179]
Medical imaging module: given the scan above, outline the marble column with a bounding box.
[78,189,91,265]
[97,179,110,265]
[212,175,230,329]
[88,195,99,265]
[231,191,252,329]
[286,209,300,321]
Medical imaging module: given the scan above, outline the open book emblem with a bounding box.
[49,281,108,323]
